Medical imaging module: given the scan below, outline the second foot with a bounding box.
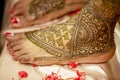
[6,32,115,66]
[10,0,88,28]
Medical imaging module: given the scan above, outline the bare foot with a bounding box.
[6,0,120,66]
[10,0,88,28]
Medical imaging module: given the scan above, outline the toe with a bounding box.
[9,40,21,48]
[13,50,28,60]
[10,0,26,16]
[10,15,34,28]
[12,0,21,10]
[11,44,22,51]
[9,0,32,28]
[5,33,25,42]
[6,43,14,56]
[18,55,31,63]
[10,7,24,17]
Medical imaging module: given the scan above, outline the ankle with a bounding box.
[91,0,120,20]
[72,0,119,56]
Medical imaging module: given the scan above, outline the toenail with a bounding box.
[19,57,30,62]
[6,42,11,49]
[9,49,14,56]
[5,32,14,37]
[7,47,15,57]
[7,46,10,50]
[9,9,13,15]
[6,43,11,50]
[7,43,10,47]
[46,26,49,28]
[6,43,14,55]
[11,17,19,24]
[11,51,14,56]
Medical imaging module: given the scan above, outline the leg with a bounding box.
[10,0,88,28]
[6,0,120,65]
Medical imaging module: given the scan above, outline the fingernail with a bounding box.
[5,32,14,37]
[11,17,19,24]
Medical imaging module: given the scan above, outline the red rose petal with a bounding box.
[45,72,62,80]
[74,77,80,80]
[18,71,28,78]
[81,76,86,80]
[76,70,86,77]
[68,61,78,69]
[32,64,37,67]
[45,75,52,80]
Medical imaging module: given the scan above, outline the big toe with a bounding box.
[10,15,34,28]
[18,55,31,64]
[5,32,25,42]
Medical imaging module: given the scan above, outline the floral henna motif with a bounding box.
[29,0,65,18]
[25,23,75,57]
[71,3,117,56]
[92,0,120,19]
[25,0,120,59]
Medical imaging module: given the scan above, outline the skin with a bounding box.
[6,0,120,66]
[10,0,88,28]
